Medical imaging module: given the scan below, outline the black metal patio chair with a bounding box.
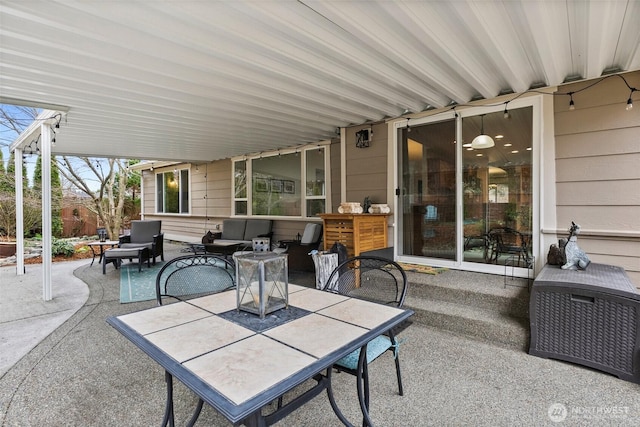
[155,254,235,306]
[155,254,236,426]
[486,227,528,264]
[323,255,409,424]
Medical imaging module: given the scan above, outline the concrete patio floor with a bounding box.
[1,243,639,426]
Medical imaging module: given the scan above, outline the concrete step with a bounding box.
[403,269,531,350]
[406,297,530,350]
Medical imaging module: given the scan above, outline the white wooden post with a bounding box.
[14,147,24,275]
[40,124,52,301]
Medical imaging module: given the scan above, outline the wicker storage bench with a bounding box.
[529,263,640,383]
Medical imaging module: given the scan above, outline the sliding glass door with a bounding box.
[398,118,457,261]
[397,106,534,273]
[462,108,533,266]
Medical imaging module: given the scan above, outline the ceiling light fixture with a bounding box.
[471,115,494,149]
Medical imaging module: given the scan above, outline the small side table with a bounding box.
[87,240,120,267]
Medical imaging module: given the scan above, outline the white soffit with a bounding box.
[1,0,639,162]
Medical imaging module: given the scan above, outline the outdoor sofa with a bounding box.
[211,219,273,247]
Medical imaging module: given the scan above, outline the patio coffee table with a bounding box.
[188,241,246,259]
[107,286,414,426]
[102,246,150,274]
[87,240,119,266]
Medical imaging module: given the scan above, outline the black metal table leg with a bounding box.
[161,371,175,427]
[186,399,204,427]
[89,245,98,266]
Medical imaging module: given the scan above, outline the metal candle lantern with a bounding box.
[235,252,288,318]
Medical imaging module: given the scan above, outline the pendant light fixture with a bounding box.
[471,114,495,149]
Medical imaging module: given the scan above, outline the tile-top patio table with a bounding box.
[106,284,413,426]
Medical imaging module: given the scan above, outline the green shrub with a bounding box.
[52,238,75,257]
[75,246,90,254]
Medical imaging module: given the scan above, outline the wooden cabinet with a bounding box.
[319,214,389,258]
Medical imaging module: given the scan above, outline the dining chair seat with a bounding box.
[335,335,396,369]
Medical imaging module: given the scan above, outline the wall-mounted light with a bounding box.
[355,129,371,148]
[471,115,494,149]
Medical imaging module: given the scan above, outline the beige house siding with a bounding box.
[329,138,342,212]
[554,70,640,283]
[141,161,233,242]
[343,122,389,206]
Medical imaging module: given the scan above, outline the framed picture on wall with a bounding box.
[271,179,283,193]
[283,180,295,194]
[255,178,269,192]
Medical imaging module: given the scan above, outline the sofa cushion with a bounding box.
[221,219,247,240]
[301,223,322,245]
[243,220,272,240]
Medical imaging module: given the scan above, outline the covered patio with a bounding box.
[1,244,639,425]
[3,0,639,294]
[1,2,639,423]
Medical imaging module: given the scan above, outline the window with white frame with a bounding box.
[156,168,190,214]
[233,146,328,217]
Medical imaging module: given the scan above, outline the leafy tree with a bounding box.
[0,105,39,239]
[0,150,11,193]
[56,157,134,240]
[5,151,28,193]
[33,155,64,237]
[2,105,141,241]
[0,192,41,240]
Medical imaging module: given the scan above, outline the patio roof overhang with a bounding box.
[2,1,639,163]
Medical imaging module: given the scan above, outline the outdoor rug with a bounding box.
[119,261,167,303]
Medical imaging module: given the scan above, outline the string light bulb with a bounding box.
[568,92,575,110]
[627,97,633,111]
[503,103,510,119]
